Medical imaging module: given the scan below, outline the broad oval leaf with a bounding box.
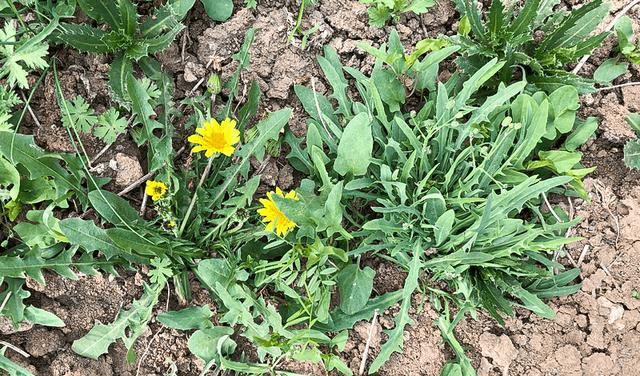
[188,327,235,363]
[333,112,372,176]
[337,264,375,315]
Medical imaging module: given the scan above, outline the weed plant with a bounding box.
[286,30,596,374]
[450,0,610,93]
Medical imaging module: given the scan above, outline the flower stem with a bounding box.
[178,156,214,237]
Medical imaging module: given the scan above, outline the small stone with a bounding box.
[114,153,143,187]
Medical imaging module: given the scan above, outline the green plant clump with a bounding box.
[451,0,609,93]
[284,30,596,373]
[361,0,435,27]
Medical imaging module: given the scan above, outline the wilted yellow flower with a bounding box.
[145,180,167,201]
[188,118,240,157]
[257,188,298,236]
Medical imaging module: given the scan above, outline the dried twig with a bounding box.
[599,261,620,289]
[598,81,640,91]
[135,328,163,376]
[359,309,379,376]
[573,0,640,74]
[577,245,590,266]
[139,189,148,216]
[0,341,30,358]
[19,92,42,128]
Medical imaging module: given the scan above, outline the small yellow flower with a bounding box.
[167,220,176,228]
[188,118,240,157]
[257,188,298,236]
[145,180,167,201]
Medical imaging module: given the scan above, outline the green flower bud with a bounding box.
[207,73,222,94]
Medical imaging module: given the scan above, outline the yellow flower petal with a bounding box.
[145,180,167,201]
[188,118,239,157]
[257,188,298,236]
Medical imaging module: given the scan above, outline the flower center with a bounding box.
[154,187,163,194]
[208,131,227,150]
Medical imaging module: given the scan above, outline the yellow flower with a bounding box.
[257,188,298,236]
[145,180,167,201]
[188,118,240,157]
[167,220,176,228]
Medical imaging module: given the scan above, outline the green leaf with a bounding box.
[195,258,236,291]
[372,66,406,112]
[158,305,213,330]
[0,347,35,376]
[625,112,640,136]
[88,189,141,226]
[24,306,65,327]
[337,264,375,315]
[77,0,124,29]
[593,58,628,83]
[211,109,291,206]
[61,95,98,133]
[367,5,391,28]
[368,242,423,373]
[141,2,179,37]
[0,20,54,89]
[0,156,20,200]
[624,139,640,169]
[59,218,121,259]
[434,209,455,246]
[51,23,112,55]
[108,55,132,106]
[564,117,598,151]
[333,112,372,176]
[188,327,236,363]
[318,45,351,117]
[72,282,163,361]
[94,108,127,144]
[0,132,86,203]
[549,85,579,134]
[201,0,233,22]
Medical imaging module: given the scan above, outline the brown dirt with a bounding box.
[4,0,640,375]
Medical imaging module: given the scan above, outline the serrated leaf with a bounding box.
[72,282,163,360]
[77,0,124,29]
[61,95,98,133]
[0,132,86,202]
[94,108,127,144]
[145,24,185,54]
[108,55,132,106]
[59,218,121,259]
[367,5,391,28]
[51,23,110,54]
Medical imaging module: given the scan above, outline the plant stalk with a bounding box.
[178,155,215,237]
